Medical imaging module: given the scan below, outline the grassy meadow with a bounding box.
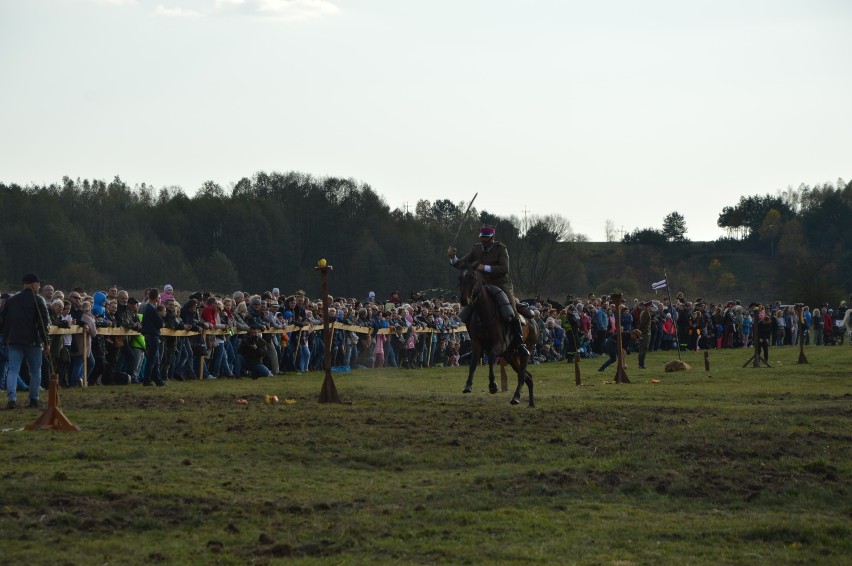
[1,344,850,565]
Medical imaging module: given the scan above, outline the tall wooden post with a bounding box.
[612,293,630,384]
[316,260,341,404]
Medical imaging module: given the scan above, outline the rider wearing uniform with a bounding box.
[448,224,533,355]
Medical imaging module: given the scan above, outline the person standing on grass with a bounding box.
[598,329,641,372]
[373,328,387,368]
[843,306,852,345]
[141,288,166,387]
[637,300,652,369]
[1,273,49,410]
[741,311,753,349]
[757,311,773,363]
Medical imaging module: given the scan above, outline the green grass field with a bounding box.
[2,345,850,565]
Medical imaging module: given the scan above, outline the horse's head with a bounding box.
[457,265,480,307]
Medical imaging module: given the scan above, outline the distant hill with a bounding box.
[567,241,785,304]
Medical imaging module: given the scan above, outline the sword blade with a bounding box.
[453,192,478,243]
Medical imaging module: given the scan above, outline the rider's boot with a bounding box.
[511,317,529,356]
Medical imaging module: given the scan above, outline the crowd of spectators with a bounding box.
[561,292,851,365]
[2,282,850,391]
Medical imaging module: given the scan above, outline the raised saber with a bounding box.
[453,192,478,244]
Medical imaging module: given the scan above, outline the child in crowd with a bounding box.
[373,330,386,368]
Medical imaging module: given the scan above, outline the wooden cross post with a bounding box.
[743,309,771,368]
[26,323,80,432]
[316,260,341,404]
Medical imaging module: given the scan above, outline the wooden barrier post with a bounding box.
[27,324,80,431]
[316,259,341,404]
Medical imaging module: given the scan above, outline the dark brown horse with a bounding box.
[458,266,538,406]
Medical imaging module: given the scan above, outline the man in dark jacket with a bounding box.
[1,273,49,409]
[637,301,653,369]
[140,288,165,387]
[448,224,533,355]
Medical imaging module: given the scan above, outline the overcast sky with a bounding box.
[1,0,850,241]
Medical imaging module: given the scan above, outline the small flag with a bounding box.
[651,278,668,290]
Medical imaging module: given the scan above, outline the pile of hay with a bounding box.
[664,360,692,372]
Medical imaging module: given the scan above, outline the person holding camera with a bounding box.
[236,325,272,378]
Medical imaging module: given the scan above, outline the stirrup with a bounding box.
[516,343,530,356]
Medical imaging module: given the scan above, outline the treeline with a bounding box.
[1,173,849,305]
[0,173,583,299]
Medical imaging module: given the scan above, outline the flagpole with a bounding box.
[664,270,681,360]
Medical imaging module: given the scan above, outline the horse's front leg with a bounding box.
[524,370,534,407]
[463,343,481,393]
[487,355,498,394]
[510,352,531,406]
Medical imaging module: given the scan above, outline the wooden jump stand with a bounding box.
[27,300,79,431]
[26,368,80,432]
[743,309,772,368]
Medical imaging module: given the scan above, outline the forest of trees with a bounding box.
[0,173,585,299]
[1,173,849,307]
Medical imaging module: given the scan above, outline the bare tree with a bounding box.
[512,214,578,295]
[605,219,616,242]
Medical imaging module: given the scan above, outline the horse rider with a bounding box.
[447,224,534,355]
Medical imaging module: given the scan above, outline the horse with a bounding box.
[457,266,538,406]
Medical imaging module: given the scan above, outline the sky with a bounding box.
[1,0,850,242]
